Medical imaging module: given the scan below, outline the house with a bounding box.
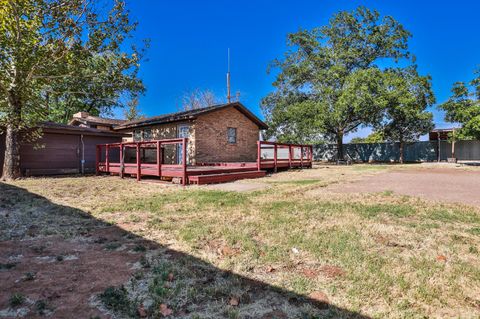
[69,112,127,131]
[112,102,269,165]
[0,122,126,176]
[93,102,312,184]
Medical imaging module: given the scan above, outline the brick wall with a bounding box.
[194,106,259,162]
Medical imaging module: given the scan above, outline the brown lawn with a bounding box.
[1,164,479,318]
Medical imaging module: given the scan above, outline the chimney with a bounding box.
[73,111,89,119]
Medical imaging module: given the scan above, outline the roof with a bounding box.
[115,102,268,130]
[429,127,461,141]
[69,115,126,127]
[40,122,129,137]
[430,128,458,132]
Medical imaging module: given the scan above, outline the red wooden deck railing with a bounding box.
[96,138,188,185]
[257,141,313,171]
[96,139,313,184]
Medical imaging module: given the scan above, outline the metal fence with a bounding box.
[314,140,480,162]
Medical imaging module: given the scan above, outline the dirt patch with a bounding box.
[327,167,480,207]
[0,227,142,318]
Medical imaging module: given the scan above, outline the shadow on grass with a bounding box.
[0,182,370,318]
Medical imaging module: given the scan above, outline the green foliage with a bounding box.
[98,286,136,316]
[0,0,146,125]
[261,7,412,157]
[0,262,17,270]
[35,299,50,315]
[373,66,435,162]
[104,242,121,250]
[379,66,435,143]
[9,293,25,307]
[439,68,480,140]
[350,131,385,143]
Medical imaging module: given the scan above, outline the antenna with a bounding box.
[226,48,231,103]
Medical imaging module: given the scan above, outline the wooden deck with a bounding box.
[96,139,312,185]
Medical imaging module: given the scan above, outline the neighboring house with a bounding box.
[69,112,127,131]
[113,102,268,165]
[429,128,457,141]
[0,123,126,176]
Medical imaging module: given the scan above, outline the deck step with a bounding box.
[189,170,266,185]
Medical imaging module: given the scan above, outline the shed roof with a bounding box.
[69,115,126,127]
[40,122,128,137]
[115,102,268,130]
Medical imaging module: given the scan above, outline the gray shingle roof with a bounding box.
[40,122,128,137]
[115,102,268,130]
[69,115,126,127]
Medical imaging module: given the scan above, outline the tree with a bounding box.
[378,67,435,163]
[178,89,223,111]
[261,7,411,159]
[123,97,144,121]
[0,0,145,180]
[350,131,384,144]
[46,52,146,124]
[439,68,480,140]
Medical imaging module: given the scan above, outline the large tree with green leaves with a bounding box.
[350,131,384,144]
[0,0,145,180]
[439,68,480,140]
[378,66,435,163]
[261,7,412,159]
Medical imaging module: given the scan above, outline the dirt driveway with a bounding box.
[328,166,480,207]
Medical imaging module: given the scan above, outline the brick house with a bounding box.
[112,102,268,165]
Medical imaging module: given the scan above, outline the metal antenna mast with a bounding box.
[226,48,231,103]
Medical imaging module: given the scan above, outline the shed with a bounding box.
[0,122,126,176]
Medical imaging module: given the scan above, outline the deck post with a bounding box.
[273,143,278,172]
[310,145,313,167]
[105,144,110,173]
[119,143,124,178]
[257,141,261,171]
[182,138,187,185]
[136,143,141,182]
[95,145,100,175]
[300,146,304,168]
[288,144,292,168]
[157,141,162,178]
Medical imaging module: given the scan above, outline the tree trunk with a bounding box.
[2,93,22,180]
[2,125,22,180]
[399,140,404,164]
[336,131,344,161]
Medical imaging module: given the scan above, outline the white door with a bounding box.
[177,124,190,164]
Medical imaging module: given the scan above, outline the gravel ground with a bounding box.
[327,166,480,207]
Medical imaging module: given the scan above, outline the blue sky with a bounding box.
[123,0,479,141]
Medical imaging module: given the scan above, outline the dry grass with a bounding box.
[3,165,480,318]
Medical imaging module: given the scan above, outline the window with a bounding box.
[227,127,237,144]
[133,130,142,142]
[143,129,152,141]
[177,125,190,138]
